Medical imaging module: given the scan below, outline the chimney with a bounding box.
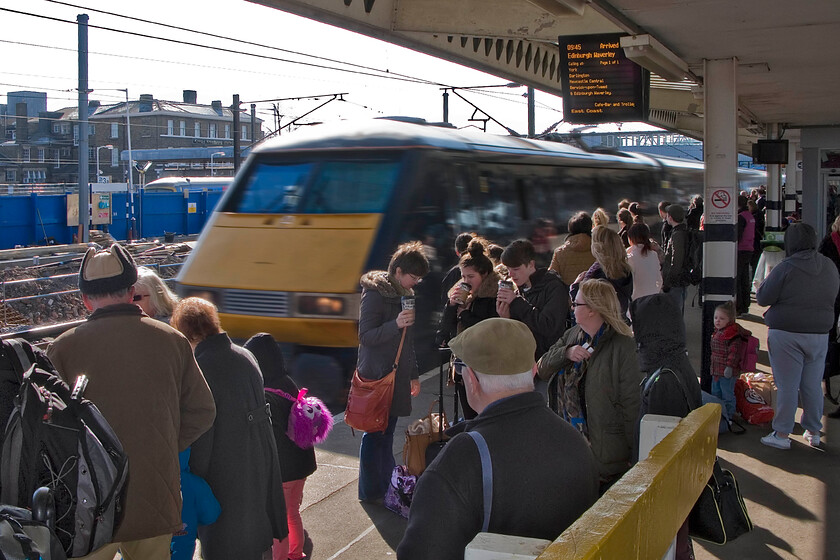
[88,100,100,116]
[15,102,28,143]
[183,90,197,104]
[211,100,223,115]
[139,94,154,113]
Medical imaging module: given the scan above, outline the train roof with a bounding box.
[253,118,650,167]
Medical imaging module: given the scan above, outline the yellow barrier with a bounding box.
[538,403,721,560]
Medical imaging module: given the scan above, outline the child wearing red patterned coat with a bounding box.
[710,301,749,419]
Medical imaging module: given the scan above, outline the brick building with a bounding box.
[0,90,264,186]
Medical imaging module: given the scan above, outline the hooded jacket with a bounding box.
[756,223,840,333]
[357,271,419,417]
[549,233,596,286]
[397,392,598,560]
[710,323,750,378]
[537,325,643,479]
[244,333,317,483]
[437,269,500,344]
[663,222,690,288]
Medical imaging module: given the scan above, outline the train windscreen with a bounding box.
[225,158,401,214]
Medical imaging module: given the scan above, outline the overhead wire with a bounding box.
[0,6,445,87]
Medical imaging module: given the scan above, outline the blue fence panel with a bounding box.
[0,190,224,249]
[139,192,185,238]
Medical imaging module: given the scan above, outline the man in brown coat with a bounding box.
[48,244,216,560]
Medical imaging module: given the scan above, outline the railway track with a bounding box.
[0,238,192,345]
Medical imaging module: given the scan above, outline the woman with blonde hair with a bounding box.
[537,279,642,491]
[572,226,633,319]
[133,266,180,322]
[591,208,609,230]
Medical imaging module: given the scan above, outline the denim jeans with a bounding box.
[358,416,398,501]
[666,285,686,316]
[711,376,737,419]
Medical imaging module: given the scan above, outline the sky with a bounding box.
[0,0,658,137]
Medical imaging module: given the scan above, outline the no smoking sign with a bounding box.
[707,187,736,225]
[711,189,731,209]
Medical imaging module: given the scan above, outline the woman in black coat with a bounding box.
[356,241,429,504]
[437,239,500,419]
[244,333,316,560]
[172,298,287,560]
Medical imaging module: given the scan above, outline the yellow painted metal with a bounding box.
[179,213,382,293]
[220,315,359,347]
[538,404,721,560]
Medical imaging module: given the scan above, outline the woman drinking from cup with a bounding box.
[437,239,500,419]
[356,241,429,505]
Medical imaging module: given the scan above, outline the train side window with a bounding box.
[475,169,521,242]
[548,168,597,230]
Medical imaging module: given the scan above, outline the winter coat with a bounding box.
[710,323,750,379]
[47,304,216,543]
[537,325,643,479]
[508,268,570,358]
[549,233,595,287]
[190,332,288,560]
[756,223,840,333]
[357,271,418,418]
[397,392,598,560]
[663,223,690,288]
[243,333,317,483]
[171,449,221,560]
[437,270,500,344]
[626,244,662,300]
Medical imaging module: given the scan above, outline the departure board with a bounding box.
[558,34,649,124]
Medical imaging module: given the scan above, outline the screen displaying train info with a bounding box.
[559,34,649,124]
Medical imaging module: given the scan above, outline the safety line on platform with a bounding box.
[324,524,376,560]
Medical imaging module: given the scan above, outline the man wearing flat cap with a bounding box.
[398,318,598,560]
[662,203,691,316]
[48,244,216,560]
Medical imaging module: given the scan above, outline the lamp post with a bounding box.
[210,151,225,176]
[95,145,113,182]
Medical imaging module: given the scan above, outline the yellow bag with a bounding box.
[402,402,448,477]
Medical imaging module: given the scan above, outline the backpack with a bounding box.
[685,229,704,285]
[0,338,56,438]
[264,387,333,449]
[0,366,129,558]
[0,502,67,560]
[740,335,759,373]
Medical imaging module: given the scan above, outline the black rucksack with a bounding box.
[685,229,704,285]
[0,366,129,558]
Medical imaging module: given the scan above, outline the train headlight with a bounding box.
[297,295,346,316]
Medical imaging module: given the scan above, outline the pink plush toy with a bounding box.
[266,387,333,448]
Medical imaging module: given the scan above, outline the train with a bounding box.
[176,117,765,404]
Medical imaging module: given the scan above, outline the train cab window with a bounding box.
[228,162,313,213]
[303,160,400,214]
[226,159,399,214]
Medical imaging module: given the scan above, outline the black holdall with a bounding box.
[688,458,753,545]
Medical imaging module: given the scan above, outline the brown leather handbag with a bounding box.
[345,329,406,433]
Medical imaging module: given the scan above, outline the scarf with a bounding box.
[832,231,840,258]
[556,323,607,440]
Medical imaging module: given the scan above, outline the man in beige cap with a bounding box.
[398,318,598,560]
[48,244,216,560]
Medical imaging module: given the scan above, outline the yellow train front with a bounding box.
[177,118,764,405]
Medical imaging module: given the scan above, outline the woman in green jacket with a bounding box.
[537,278,643,491]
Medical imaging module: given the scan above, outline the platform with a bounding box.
[198,286,840,560]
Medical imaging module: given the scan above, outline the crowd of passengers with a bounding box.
[37,183,840,560]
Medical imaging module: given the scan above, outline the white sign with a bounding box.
[705,186,736,225]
